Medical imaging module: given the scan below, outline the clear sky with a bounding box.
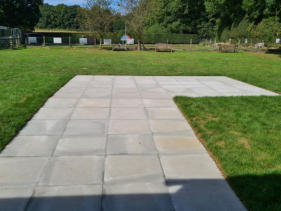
[44,0,86,6]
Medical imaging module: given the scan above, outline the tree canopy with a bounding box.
[1,0,280,43]
[0,0,43,31]
[36,4,81,30]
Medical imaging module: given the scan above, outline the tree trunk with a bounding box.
[137,40,141,51]
[99,38,103,49]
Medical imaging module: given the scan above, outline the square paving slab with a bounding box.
[107,134,157,154]
[39,156,104,186]
[26,185,102,211]
[1,76,274,210]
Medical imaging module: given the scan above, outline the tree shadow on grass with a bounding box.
[1,175,280,211]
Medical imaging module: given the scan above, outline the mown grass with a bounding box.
[0,47,280,210]
[175,96,281,210]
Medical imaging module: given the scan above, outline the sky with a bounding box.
[44,0,86,6]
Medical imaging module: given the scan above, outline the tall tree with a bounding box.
[81,0,113,48]
[242,0,281,23]
[205,0,245,35]
[152,0,211,34]
[36,4,81,29]
[205,0,280,38]
[0,0,43,31]
[122,0,156,50]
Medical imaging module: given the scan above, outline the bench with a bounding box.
[112,44,128,51]
[155,43,174,52]
[255,42,265,48]
[218,43,238,53]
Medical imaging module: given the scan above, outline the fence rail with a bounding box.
[1,33,280,50]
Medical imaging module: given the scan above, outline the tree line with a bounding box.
[0,0,280,45]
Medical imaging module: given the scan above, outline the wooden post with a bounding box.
[43,36,46,46]
[24,37,27,48]
[69,36,71,47]
[190,39,192,48]
[16,35,19,48]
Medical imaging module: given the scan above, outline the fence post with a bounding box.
[190,39,192,48]
[24,36,27,48]
[43,36,46,46]
[69,36,72,47]
[9,36,13,49]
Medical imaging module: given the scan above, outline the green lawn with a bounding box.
[175,96,281,210]
[0,47,280,210]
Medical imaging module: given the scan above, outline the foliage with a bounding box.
[80,0,114,47]
[150,0,212,36]
[36,4,81,30]
[0,0,43,31]
[122,0,157,49]
[253,17,281,44]
[205,0,281,41]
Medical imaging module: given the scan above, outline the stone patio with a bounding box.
[0,76,278,211]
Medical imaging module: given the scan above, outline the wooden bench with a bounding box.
[218,43,238,53]
[155,43,174,52]
[112,44,128,51]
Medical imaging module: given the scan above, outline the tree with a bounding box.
[205,0,246,36]
[148,0,211,36]
[122,0,156,50]
[0,0,43,31]
[204,0,281,39]
[36,4,81,30]
[242,0,281,24]
[81,0,114,48]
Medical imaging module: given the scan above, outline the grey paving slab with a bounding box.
[19,120,67,136]
[71,108,110,119]
[109,120,151,134]
[112,98,143,107]
[104,155,164,184]
[33,108,73,120]
[26,185,102,211]
[39,156,104,186]
[107,134,157,154]
[147,107,184,120]
[0,186,34,211]
[64,120,107,136]
[149,120,193,134]
[53,87,85,98]
[160,154,223,180]
[77,98,111,107]
[1,75,275,210]
[153,135,205,154]
[83,88,111,98]
[110,108,147,119]
[143,99,176,108]
[112,91,141,98]
[168,180,246,211]
[103,182,174,211]
[0,157,48,185]
[1,136,59,157]
[43,98,78,108]
[54,136,106,156]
